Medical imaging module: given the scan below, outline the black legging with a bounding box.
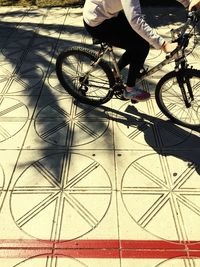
[84,11,150,87]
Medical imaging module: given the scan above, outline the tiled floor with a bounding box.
[0,4,200,267]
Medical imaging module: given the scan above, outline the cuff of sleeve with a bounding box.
[152,37,166,50]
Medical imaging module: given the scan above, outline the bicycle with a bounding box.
[56,10,200,130]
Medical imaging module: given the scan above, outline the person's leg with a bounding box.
[114,12,150,85]
[84,12,150,101]
[117,51,130,71]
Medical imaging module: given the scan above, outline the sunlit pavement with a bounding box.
[0,5,200,267]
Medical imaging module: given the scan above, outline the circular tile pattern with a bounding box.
[0,97,29,142]
[0,62,15,92]
[116,102,191,147]
[10,152,112,240]
[121,153,200,241]
[26,38,54,59]
[0,62,43,93]
[13,254,88,267]
[48,68,66,93]
[2,33,32,60]
[35,98,109,146]
[156,257,200,266]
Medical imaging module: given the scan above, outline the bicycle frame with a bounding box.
[91,40,196,108]
[95,42,186,86]
[84,43,122,78]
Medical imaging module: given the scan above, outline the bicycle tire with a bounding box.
[56,46,115,106]
[155,68,200,129]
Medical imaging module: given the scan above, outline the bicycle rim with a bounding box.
[56,47,114,105]
[156,69,200,129]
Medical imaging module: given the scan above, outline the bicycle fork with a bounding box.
[176,69,194,108]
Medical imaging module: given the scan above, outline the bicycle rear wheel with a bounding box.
[155,69,200,129]
[56,46,115,106]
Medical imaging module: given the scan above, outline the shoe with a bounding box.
[123,87,150,102]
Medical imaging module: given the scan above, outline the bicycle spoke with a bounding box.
[156,69,200,128]
[56,47,114,105]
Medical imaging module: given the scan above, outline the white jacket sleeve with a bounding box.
[121,0,190,50]
[176,0,190,7]
[121,0,165,49]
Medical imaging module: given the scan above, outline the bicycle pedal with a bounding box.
[131,99,138,104]
[73,99,78,105]
[120,95,129,101]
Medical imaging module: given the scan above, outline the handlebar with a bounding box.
[169,9,200,58]
[188,8,200,22]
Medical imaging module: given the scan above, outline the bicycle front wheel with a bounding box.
[56,46,115,106]
[155,69,200,129]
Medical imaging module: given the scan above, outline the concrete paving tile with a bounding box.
[47,62,68,95]
[25,36,56,59]
[80,259,121,267]
[0,93,38,114]
[0,66,45,95]
[160,258,200,266]
[0,8,28,23]
[116,150,200,241]
[121,259,163,267]
[43,8,67,23]
[0,61,17,93]
[0,26,14,43]
[0,120,30,150]
[121,259,200,267]
[55,20,87,53]
[0,96,32,146]
[23,96,114,149]
[0,257,122,267]
[0,258,199,267]
[2,34,35,62]
[2,149,117,241]
[112,99,193,150]
[13,148,117,185]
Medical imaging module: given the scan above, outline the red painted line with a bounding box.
[0,240,199,259]
[120,240,186,249]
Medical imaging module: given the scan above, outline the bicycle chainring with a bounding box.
[113,84,128,101]
[78,76,89,95]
